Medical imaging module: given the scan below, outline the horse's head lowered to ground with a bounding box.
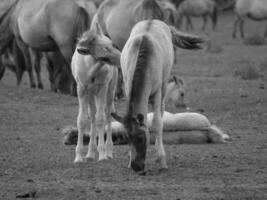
[111,112,148,172]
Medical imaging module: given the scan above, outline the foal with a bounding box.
[71,25,120,162]
[112,19,203,172]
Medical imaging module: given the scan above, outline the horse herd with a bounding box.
[0,0,267,173]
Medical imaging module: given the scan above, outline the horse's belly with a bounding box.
[249,3,267,20]
[17,11,56,50]
[105,6,135,49]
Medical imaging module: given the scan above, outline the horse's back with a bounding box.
[121,20,174,94]
[15,0,88,49]
[130,20,173,56]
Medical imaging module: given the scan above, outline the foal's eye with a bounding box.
[103,47,109,52]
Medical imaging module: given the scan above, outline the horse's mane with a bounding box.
[126,35,152,120]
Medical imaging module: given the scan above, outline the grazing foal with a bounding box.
[112,19,203,172]
[71,25,120,162]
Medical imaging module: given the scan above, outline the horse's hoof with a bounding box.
[85,153,96,161]
[30,84,36,88]
[98,155,108,161]
[38,84,44,89]
[158,167,168,173]
[74,157,84,164]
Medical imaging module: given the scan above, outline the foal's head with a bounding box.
[111,113,148,172]
[166,76,186,108]
[76,27,120,66]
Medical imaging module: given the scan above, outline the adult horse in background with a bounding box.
[177,0,218,30]
[0,0,90,96]
[72,24,120,163]
[94,0,171,50]
[232,0,267,38]
[111,19,204,172]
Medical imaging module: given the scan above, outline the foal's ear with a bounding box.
[111,112,123,123]
[95,22,104,36]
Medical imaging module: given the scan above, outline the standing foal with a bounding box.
[71,25,120,162]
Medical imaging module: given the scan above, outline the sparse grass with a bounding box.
[232,60,263,80]
[244,34,266,46]
[205,39,223,53]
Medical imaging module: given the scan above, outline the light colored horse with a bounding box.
[71,24,120,163]
[0,0,90,96]
[177,0,218,30]
[233,0,267,38]
[93,0,173,50]
[111,19,203,172]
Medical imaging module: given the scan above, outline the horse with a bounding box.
[232,0,267,38]
[94,0,175,50]
[71,24,121,163]
[111,19,204,172]
[0,0,90,95]
[177,0,218,30]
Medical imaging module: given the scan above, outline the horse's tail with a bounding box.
[74,6,90,44]
[169,25,205,49]
[206,125,229,143]
[211,4,218,30]
[0,0,18,54]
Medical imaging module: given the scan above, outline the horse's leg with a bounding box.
[202,14,208,30]
[12,41,25,86]
[57,45,77,96]
[95,85,109,161]
[152,89,167,169]
[187,16,194,30]
[74,84,89,163]
[240,19,245,38]
[185,16,190,30]
[44,53,56,92]
[233,16,241,38]
[264,24,267,38]
[85,92,97,160]
[29,49,43,89]
[16,39,36,88]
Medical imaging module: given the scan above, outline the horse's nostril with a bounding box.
[181,92,184,97]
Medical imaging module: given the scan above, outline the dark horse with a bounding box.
[0,0,90,95]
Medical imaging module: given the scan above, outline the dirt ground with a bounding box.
[0,12,267,200]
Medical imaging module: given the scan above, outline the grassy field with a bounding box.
[0,12,267,200]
